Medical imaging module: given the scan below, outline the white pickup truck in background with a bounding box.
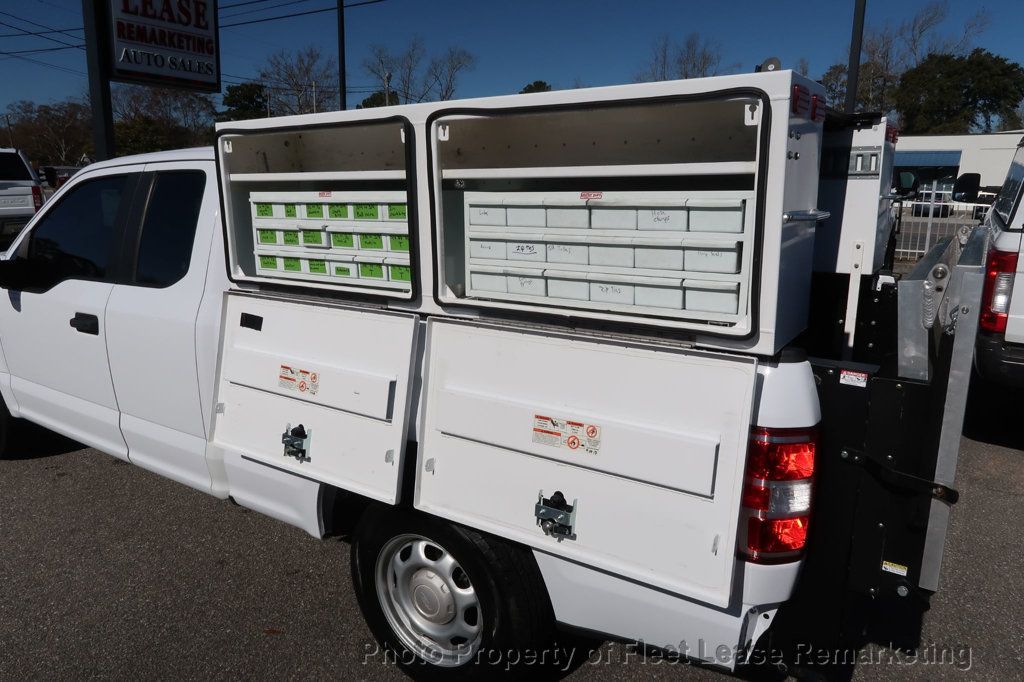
[0,148,44,251]
[0,72,985,678]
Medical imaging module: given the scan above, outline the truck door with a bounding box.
[0,166,142,457]
[104,163,218,491]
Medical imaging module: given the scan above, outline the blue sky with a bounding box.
[0,0,1020,111]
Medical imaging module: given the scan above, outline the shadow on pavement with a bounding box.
[962,373,1024,450]
[3,420,85,460]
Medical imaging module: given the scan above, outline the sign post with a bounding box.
[82,0,115,161]
[82,0,222,160]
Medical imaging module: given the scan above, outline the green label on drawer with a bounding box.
[301,230,324,245]
[257,229,277,244]
[255,203,273,217]
[308,259,327,274]
[389,265,412,282]
[388,204,407,220]
[354,204,379,220]
[328,204,348,219]
[284,204,297,218]
[389,235,410,251]
[283,258,301,272]
[331,233,354,248]
[258,255,277,269]
[334,264,352,277]
[305,204,324,219]
[359,234,384,249]
[282,231,300,245]
[359,263,384,278]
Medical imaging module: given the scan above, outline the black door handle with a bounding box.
[69,312,99,335]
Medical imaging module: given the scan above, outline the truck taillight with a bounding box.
[980,249,1018,334]
[31,185,42,212]
[740,426,817,563]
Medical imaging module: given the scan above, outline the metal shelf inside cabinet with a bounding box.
[238,272,412,291]
[466,259,744,283]
[440,162,756,180]
[231,171,406,182]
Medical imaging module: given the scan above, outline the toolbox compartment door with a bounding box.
[417,319,757,608]
[212,292,418,504]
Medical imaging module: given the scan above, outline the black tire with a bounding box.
[351,504,556,679]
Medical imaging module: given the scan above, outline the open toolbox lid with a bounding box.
[215,71,827,356]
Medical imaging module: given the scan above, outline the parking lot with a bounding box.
[0,390,1020,681]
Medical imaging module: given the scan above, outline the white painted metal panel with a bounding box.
[417,319,757,607]
[212,293,418,504]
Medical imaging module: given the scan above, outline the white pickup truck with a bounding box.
[0,72,983,677]
[0,148,44,251]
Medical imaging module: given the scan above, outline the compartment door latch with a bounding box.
[535,490,577,541]
[282,423,311,463]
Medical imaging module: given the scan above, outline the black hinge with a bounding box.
[839,447,958,503]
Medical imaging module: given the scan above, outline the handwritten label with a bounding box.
[334,265,352,277]
[255,203,273,217]
[389,235,410,251]
[301,230,324,245]
[359,263,384,278]
[390,265,412,282]
[284,204,297,218]
[282,258,301,272]
[258,255,277,269]
[305,204,324,219]
[328,204,348,219]
[331,233,354,247]
[387,204,407,220]
[282,231,300,245]
[257,230,276,244]
[359,234,384,249]
[308,260,327,274]
[354,204,379,220]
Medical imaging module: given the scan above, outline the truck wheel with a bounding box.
[351,505,555,677]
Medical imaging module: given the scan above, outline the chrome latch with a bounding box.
[282,423,311,463]
[535,490,577,541]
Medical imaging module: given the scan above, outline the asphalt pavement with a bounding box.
[0,401,1020,680]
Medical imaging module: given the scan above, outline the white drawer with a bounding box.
[507,206,546,227]
[589,245,634,267]
[683,245,741,273]
[636,284,684,310]
[546,243,589,264]
[508,274,546,296]
[547,278,590,301]
[591,208,637,229]
[469,205,506,226]
[685,281,740,314]
[590,281,634,304]
[635,246,684,270]
[469,239,507,260]
[470,271,508,293]
[638,208,687,230]
[688,203,744,233]
[507,241,546,262]
[547,206,589,228]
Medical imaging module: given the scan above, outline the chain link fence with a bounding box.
[895,179,990,262]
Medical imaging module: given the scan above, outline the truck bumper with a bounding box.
[974,330,1024,387]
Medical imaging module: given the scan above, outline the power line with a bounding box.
[221,0,318,19]
[0,10,82,46]
[0,26,83,38]
[0,43,83,56]
[221,0,388,28]
[3,51,85,76]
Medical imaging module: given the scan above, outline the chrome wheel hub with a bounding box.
[375,534,482,667]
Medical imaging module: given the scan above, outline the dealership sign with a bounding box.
[108,0,220,92]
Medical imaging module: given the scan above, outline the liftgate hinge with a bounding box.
[282,423,311,463]
[535,490,577,540]
[839,447,958,503]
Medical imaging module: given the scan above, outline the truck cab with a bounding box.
[0,148,45,251]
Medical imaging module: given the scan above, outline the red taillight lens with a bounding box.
[747,516,810,556]
[740,426,817,563]
[747,427,816,480]
[31,185,42,212]
[980,249,1018,334]
[791,84,811,117]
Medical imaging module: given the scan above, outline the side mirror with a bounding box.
[895,170,920,198]
[952,173,981,203]
[0,257,59,292]
[41,166,58,189]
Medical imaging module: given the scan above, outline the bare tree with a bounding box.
[796,57,810,76]
[638,33,723,82]
[427,47,477,101]
[898,1,989,67]
[259,46,338,115]
[675,33,721,79]
[364,38,476,104]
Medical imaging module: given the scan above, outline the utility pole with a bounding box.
[337,0,346,110]
[845,0,867,114]
[4,115,14,147]
[82,0,115,160]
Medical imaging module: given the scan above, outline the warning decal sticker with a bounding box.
[881,560,909,577]
[278,365,320,396]
[839,370,869,388]
[532,414,601,454]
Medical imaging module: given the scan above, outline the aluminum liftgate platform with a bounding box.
[761,225,986,678]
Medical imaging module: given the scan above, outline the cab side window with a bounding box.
[24,174,135,283]
[134,171,206,287]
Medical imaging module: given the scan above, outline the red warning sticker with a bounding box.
[532,414,601,454]
[279,365,320,396]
